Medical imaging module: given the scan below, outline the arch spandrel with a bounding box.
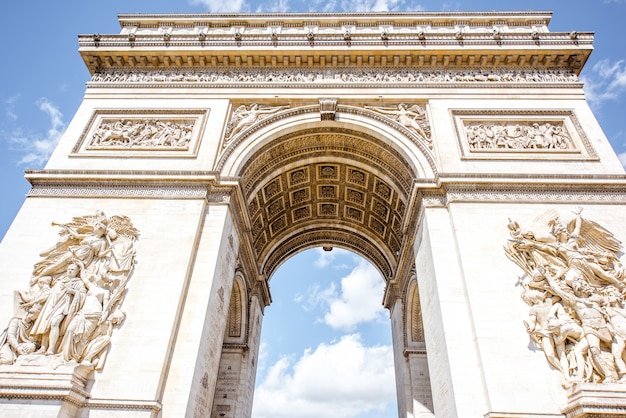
[221,103,430,280]
[216,103,438,179]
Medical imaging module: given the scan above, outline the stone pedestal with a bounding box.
[0,356,92,417]
[563,383,626,418]
[0,355,161,417]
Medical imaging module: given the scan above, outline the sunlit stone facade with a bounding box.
[1,11,626,417]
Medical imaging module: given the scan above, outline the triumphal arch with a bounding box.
[1,10,626,418]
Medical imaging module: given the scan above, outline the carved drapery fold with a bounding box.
[505,209,626,385]
[0,211,138,371]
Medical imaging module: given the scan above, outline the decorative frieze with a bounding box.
[421,187,626,206]
[28,184,209,199]
[445,189,626,204]
[89,69,578,87]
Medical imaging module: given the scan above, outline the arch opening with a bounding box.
[217,109,435,418]
[251,248,398,418]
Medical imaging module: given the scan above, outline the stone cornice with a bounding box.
[116,10,553,24]
[434,172,626,187]
[24,169,219,183]
[79,11,591,75]
[23,169,626,194]
[24,170,220,199]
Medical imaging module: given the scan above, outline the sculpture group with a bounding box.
[90,119,194,148]
[505,208,626,385]
[0,211,138,370]
[466,121,572,150]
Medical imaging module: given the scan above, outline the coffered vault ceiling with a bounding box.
[238,127,416,279]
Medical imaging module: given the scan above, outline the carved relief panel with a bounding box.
[72,109,208,157]
[505,209,626,385]
[0,211,138,371]
[453,110,598,160]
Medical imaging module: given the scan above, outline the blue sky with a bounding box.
[1,1,625,417]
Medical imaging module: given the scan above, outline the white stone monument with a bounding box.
[0,10,625,418]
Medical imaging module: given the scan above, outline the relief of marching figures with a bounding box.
[0,211,138,370]
[466,121,573,150]
[505,208,626,385]
[90,69,578,85]
[89,118,194,149]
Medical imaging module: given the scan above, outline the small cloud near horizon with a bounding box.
[5,98,66,167]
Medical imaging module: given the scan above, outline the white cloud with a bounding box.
[188,0,246,13]
[323,259,386,330]
[257,0,290,12]
[308,0,421,12]
[582,59,626,108]
[313,246,351,268]
[303,258,386,331]
[6,98,66,167]
[349,0,400,12]
[252,334,395,418]
[297,281,337,312]
[4,94,21,121]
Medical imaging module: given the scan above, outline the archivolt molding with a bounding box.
[240,129,415,196]
[219,101,438,281]
[236,129,420,279]
[263,227,392,280]
[216,102,437,177]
